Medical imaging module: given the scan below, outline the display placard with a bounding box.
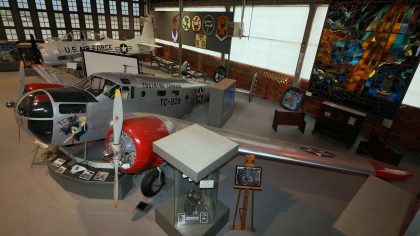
[234,165,262,188]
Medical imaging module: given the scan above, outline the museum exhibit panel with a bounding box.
[0,0,419,235]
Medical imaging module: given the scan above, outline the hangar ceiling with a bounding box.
[150,0,404,8]
[151,0,329,8]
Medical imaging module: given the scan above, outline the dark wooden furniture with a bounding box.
[356,135,403,166]
[170,64,208,80]
[272,109,306,134]
[312,101,366,148]
[151,56,177,74]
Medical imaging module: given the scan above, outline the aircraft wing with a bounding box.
[31,64,81,86]
[138,43,162,48]
[137,43,162,54]
[210,127,375,175]
[152,114,411,180]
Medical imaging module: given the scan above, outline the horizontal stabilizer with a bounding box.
[138,43,162,48]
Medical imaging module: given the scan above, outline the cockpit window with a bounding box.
[74,76,116,97]
[85,31,105,41]
[59,104,86,114]
[120,78,131,84]
[16,91,53,118]
[61,32,73,41]
[121,87,130,100]
[106,85,121,99]
[73,31,81,40]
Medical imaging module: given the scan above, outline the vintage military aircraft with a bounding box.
[104,88,412,206]
[9,63,412,207]
[33,17,159,66]
[14,72,210,146]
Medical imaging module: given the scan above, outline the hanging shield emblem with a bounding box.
[182,15,191,31]
[216,15,229,41]
[192,15,202,33]
[203,15,215,35]
[171,14,179,42]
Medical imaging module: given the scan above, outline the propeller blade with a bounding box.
[113,89,123,145]
[30,34,42,64]
[112,89,123,207]
[18,60,25,97]
[113,158,119,208]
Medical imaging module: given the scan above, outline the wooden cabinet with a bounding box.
[312,101,366,148]
[272,109,306,134]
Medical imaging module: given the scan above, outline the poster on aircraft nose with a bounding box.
[155,11,233,54]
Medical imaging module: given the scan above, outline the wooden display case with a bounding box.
[312,101,366,148]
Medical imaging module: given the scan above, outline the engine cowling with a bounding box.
[104,116,171,174]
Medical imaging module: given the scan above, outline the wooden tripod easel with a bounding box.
[229,155,262,232]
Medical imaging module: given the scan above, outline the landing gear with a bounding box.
[141,168,165,197]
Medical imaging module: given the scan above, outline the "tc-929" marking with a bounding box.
[160,98,181,106]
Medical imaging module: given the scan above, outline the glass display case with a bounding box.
[0,42,19,62]
[0,41,20,71]
[174,169,220,227]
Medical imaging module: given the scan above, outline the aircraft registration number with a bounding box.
[160,98,181,106]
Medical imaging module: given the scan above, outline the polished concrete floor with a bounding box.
[0,68,419,236]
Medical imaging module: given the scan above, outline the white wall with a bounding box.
[402,66,420,108]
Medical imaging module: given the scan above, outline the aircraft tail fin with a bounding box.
[127,17,161,53]
[128,17,156,45]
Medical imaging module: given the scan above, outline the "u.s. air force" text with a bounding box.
[64,45,113,53]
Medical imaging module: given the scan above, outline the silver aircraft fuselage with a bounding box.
[15,72,209,145]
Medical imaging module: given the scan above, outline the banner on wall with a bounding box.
[155,11,233,54]
[216,15,229,41]
[195,34,207,49]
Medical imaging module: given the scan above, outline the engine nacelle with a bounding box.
[104,116,170,174]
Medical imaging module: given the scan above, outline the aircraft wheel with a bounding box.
[141,168,165,197]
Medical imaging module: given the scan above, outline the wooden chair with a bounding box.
[272,87,306,134]
[31,139,50,175]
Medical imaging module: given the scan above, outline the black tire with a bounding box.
[141,168,165,197]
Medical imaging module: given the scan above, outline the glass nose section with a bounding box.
[16,91,54,144]
[17,91,53,118]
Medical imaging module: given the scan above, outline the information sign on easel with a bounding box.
[230,155,262,232]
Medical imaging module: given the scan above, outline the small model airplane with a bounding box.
[9,62,412,206]
[32,17,160,66]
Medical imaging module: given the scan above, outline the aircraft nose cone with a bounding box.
[16,91,54,144]
[17,91,53,118]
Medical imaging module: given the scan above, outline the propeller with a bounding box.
[30,34,42,64]
[18,60,25,97]
[4,60,25,141]
[18,60,24,141]
[112,89,123,208]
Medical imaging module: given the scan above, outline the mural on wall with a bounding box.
[309,2,419,118]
